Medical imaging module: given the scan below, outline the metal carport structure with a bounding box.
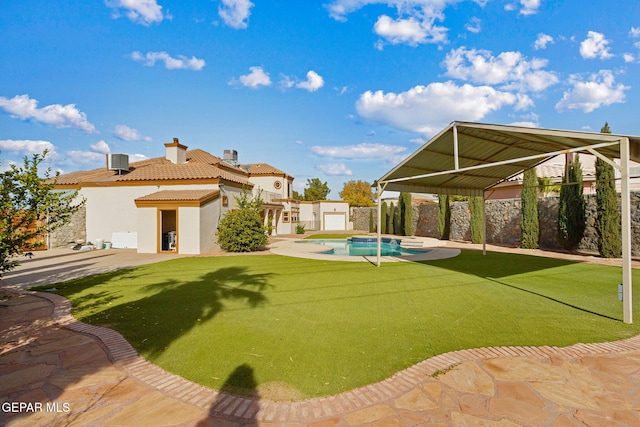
[375,121,640,324]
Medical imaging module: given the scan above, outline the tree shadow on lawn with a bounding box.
[420,250,626,321]
[80,266,272,358]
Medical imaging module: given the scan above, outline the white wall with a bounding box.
[81,184,217,245]
[178,207,201,254]
[199,201,219,253]
[137,208,157,253]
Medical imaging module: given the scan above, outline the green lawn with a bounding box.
[38,251,640,400]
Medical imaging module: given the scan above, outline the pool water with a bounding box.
[298,238,428,257]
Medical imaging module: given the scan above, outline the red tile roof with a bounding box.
[135,189,219,202]
[54,149,253,186]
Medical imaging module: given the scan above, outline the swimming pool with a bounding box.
[297,237,429,257]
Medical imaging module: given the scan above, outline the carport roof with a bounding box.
[378,122,640,196]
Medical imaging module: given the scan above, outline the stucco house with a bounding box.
[53,139,350,254]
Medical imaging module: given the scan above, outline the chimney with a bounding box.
[165,138,187,164]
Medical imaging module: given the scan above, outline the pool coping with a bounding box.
[269,236,461,262]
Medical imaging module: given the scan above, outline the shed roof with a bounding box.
[378,122,640,196]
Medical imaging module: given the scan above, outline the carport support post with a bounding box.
[620,137,633,324]
[376,182,383,267]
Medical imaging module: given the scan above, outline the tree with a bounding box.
[521,168,539,249]
[468,196,483,244]
[339,180,375,207]
[388,202,395,234]
[292,189,302,200]
[217,190,268,252]
[595,122,621,257]
[399,192,413,236]
[437,194,451,240]
[558,154,586,250]
[380,202,388,234]
[303,178,330,201]
[368,209,374,233]
[1,152,83,276]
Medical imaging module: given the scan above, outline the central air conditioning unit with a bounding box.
[107,153,130,174]
[223,149,239,167]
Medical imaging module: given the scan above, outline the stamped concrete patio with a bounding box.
[1,246,640,426]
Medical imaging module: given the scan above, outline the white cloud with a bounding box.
[326,0,460,46]
[105,0,166,25]
[373,15,447,46]
[129,153,150,162]
[66,150,106,164]
[465,17,481,34]
[442,47,558,92]
[218,0,254,29]
[114,124,151,141]
[315,163,353,176]
[0,139,56,156]
[623,53,635,63]
[231,66,272,88]
[0,94,96,133]
[296,71,325,92]
[356,81,531,135]
[519,0,540,15]
[533,33,553,50]
[130,51,205,70]
[508,121,538,128]
[504,0,540,15]
[630,27,640,38]
[580,31,614,59]
[295,140,304,145]
[410,137,426,144]
[311,142,407,164]
[90,140,111,154]
[555,70,629,113]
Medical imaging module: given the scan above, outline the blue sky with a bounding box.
[1,1,639,197]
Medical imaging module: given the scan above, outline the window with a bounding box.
[222,195,228,206]
[283,211,290,223]
[291,207,299,223]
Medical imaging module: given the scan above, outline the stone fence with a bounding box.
[351,191,640,256]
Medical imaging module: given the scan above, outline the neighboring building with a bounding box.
[53,139,350,254]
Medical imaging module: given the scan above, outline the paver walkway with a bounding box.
[1,245,640,426]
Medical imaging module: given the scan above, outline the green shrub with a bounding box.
[437,194,450,240]
[217,191,268,252]
[558,155,586,250]
[402,193,413,236]
[296,224,306,234]
[381,202,388,234]
[368,209,374,233]
[595,122,621,258]
[521,168,539,249]
[469,196,483,244]
[388,202,395,235]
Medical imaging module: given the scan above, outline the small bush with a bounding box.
[217,191,268,252]
[296,224,306,234]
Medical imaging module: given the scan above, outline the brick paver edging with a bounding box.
[20,289,640,424]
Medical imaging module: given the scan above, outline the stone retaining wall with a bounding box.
[352,192,639,256]
[49,205,87,248]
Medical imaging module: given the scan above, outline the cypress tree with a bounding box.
[398,192,406,235]
[369,208,374,233]
[437,194,450,240]
[521,167,540,249]
[388,202,395,235]
[596,122,621,257]
[558,154,586,250]
[468,196,483,244]
[403,193,413,236]
[381,202,388,234]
